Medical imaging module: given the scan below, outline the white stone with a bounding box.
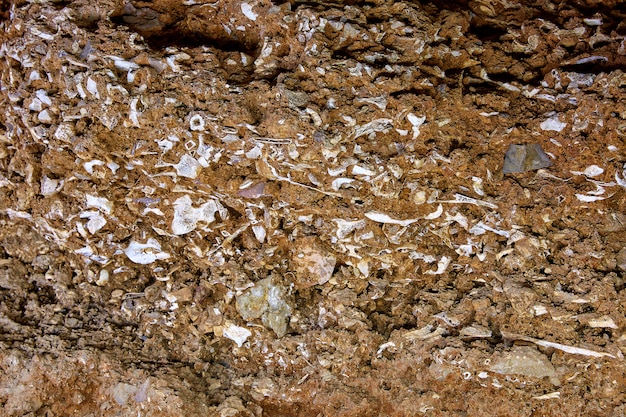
[540,115,567,132]
[174,154,202,179]
[171,195,220,235]
[222,322,252,347]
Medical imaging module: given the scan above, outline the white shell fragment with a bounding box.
[355,96,387,111]
[584,17,603,26]
[575,194,605,202]
[407,113,426,139]
[38,110,52,124]
[351,165,376,176]
[616,170,626,189]
[570,165,604,177]
[353,118,393,139]
[107,55,140,72]
[222,322,252,347]
[173,154,202,179]
[533,392,561,400]
[189,114,205,131]
[80,211,107,234]
[331,178,355,191]
[171,195,220,235]
[586,315,618,329]
[40,176,63,196]
[124,238,171,264]
[252,225,266,243]
[471,176,485,196]
[84,159,105,175]
[85,194,113,215]
[128,98,141,127]
[86,77,99,98]
[54,123,74,142]
[459,324,492,338]
[470,221,510,238]
[502,330,615,358]
[35,89,51,106]
[425,256,451,275]
[333,219,366,239]
[241,3,258,21]
[424,204,443,220]
[439,193,498,209]
[364,212,420,227]
[540,114,567,132]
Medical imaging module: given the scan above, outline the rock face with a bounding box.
[1,0,626,415]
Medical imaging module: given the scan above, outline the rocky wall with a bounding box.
[1,0,626,415]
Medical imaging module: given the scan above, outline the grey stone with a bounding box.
[503,144,553,174]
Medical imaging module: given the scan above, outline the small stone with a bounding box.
[38,109,52,124]
[503,144,553,174]
[112,383,137,405]
[489,345,559,385]
[236,277,292,337]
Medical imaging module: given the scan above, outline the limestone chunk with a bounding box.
[489,346,559,385]
[236,277,292,337]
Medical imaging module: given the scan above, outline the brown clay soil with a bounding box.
[1,0,626,416]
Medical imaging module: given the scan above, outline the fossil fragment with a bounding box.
[124,239,170,264]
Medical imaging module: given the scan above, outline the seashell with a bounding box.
[124,238,170,264]
[407,113,426,139]
[364,211,419,227]
[171,195,220,235]
[189,114,205,131]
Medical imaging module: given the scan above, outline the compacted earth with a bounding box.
[1,0,626,415]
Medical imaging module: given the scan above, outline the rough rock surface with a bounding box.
[1,0,626,415]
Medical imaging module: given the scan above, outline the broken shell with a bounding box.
[171,195,220,235]
[173,154,202,179]
[364,211,420,227]
[222,322,252,347]
[189,114,205,131]
[540,114,567,132]
[124,239,170,264]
